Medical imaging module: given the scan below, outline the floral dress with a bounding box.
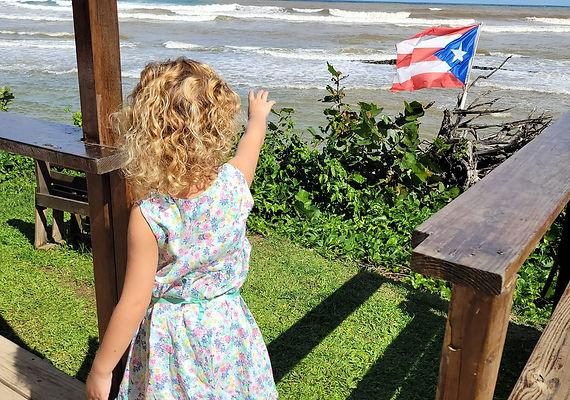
[116,163,278,400]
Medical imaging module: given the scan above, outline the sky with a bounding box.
[366,0,570,6]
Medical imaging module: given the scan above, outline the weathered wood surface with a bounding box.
[509,284,570,400]
[0,383,27,400]
[0,335,85,400]
[412,112,570,296]
[0,112,125,174]
[436,280,516,400]
[72,0,132,396]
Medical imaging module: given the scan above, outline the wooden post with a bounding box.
[34,161,50,248]
[436,279,516,400]
[71,0,131,396]
[554,208,569,308]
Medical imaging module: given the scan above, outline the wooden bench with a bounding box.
[411,112,570,400]
[0,112,125,248]
[509,283,570,399]
[0,335,85,399]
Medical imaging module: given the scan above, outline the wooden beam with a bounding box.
[71,0,131,396]
[436,279,516,400]
[412,113,570,296]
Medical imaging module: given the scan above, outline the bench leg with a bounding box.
[35,160,51,249]
[436,279,516,400]
[34,205,49,249]
[52,209,65,244]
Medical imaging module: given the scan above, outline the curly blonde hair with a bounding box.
[113,57,241,199]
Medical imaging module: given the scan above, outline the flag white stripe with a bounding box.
[396,34,463,55]
[394,60,451,83]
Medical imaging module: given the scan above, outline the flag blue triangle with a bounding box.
[435,26,479,84]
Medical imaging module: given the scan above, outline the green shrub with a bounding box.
[249,64,560,325]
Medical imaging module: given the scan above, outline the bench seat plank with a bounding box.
[0,112,125,174]
[509,284,570,400]
[412,113,570,295]
[0,335,85,400]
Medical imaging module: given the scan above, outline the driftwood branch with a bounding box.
[467,55,513,90]
[426,57,552,190]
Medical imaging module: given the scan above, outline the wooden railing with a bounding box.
[411,113,570,400]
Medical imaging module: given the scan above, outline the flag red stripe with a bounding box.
[412,25,479,39]
[396,50,441,68]
[391,72,464,92]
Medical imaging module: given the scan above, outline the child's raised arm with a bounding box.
[230,90,275,186]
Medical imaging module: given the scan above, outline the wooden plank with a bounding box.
[0,336,85,400]
[0,383,27,400]
[412,113,570,295]
[50,171,88,192]
[509,284,570,400]
[0,112,125,174]
[35,193,90,216]
[436,279,516,400]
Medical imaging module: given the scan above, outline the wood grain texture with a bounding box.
[412,113,570,295]
[0,112,125,174]
[72,1,131,396]
[35,193,90,216]
[72,0,122,146]
[436,280,516,400]
[0,383,26,400]
[0,335,85,400]
[509,284,570,400]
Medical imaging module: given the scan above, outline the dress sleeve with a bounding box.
[224,163,254,211]
[136,198,167,245]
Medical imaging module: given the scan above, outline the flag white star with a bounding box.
[451,44,467,62]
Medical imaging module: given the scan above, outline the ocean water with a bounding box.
[1,0,569,135]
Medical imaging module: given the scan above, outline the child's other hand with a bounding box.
[248,90,276,122]
[86,369,112,400]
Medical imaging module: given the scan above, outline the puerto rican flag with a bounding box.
[391,24,481,92]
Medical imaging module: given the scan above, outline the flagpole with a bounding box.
[458,23,482,110]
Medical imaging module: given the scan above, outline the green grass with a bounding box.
[0,170,542,399]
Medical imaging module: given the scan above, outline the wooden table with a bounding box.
[0,112,124,174]
[0,112,126,247]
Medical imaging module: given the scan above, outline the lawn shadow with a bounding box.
[0,314,46,359]
[268,270,385,382]
[344,284,542,400]
[7,217,91,251]
[264,264,542,400]
[6,218,35,246]
[75,336,99,382]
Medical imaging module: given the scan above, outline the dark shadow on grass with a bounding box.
[346,289,446,400]
[345,285,542,400]
[6,218,35,246]
[0,314,46,359]
[7,217,91,252]
[74,336,99,382]
[268,270,385,382]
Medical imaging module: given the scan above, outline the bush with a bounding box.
[250,64,460,298]
[249,64,561,325]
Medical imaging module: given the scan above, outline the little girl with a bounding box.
[85,58,278,399]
